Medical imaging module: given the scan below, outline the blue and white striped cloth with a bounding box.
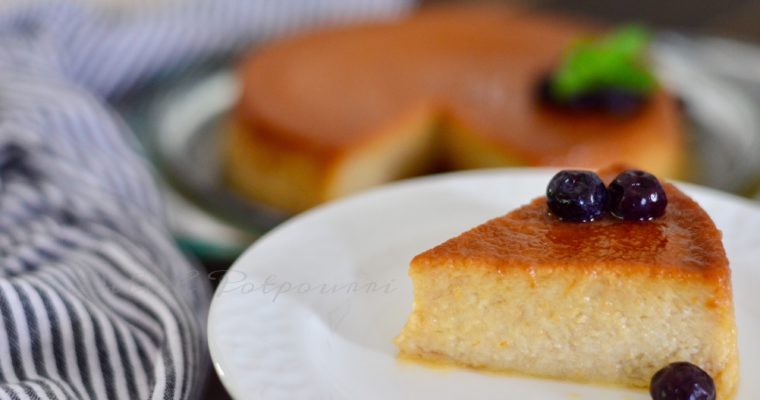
[0,1,412,399]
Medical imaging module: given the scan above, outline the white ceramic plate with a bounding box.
[208,169,760,400]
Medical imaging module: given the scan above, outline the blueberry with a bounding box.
[546,170,607,222]
[650,362,716,400]
[535,74,646,116]
[594,88,646,115]
[608,169,667,221]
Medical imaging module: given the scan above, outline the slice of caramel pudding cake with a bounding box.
[395,166,737,399]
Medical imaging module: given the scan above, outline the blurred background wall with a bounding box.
[425,0,760,43]
[3,0,757,43]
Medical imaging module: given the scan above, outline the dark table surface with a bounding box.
[202,0,759,398]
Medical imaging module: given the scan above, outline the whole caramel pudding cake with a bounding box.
[226,6,685,212]
[394,166,738,399]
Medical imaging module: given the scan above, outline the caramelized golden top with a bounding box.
[236,5,682,165]
[414,172,729,282]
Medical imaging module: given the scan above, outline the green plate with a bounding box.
[118,34,760,261]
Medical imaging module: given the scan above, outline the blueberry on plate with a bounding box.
[650,362,716,400]
[546,170,607,222]
[608,169,667,221]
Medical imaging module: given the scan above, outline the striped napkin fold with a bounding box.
[0,1,412,399]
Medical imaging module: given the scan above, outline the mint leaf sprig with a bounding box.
[550,26,657,101]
